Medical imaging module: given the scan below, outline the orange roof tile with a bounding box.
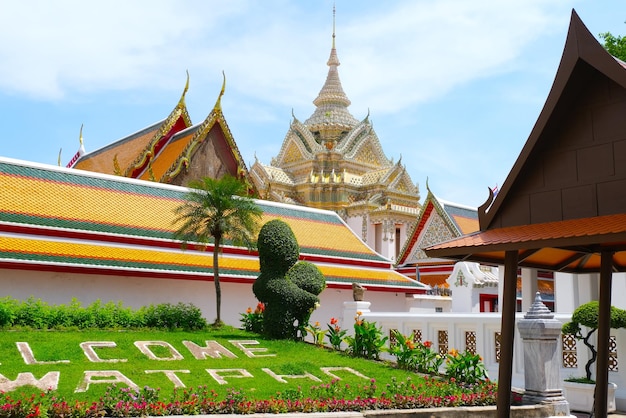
[1,157,427,292]
[74,124,161,174]
[140,128,196,181]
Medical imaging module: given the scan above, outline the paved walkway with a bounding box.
[573,411,626,417]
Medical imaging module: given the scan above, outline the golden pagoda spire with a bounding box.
[304,3,358,139]
[332,3,336,49]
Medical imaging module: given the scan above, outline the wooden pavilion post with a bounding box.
[595,251,614,418]
[496,250,518,418]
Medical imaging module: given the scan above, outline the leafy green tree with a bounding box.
[562,301,626,382]
[600,28,626,61]
[174,175,263,326]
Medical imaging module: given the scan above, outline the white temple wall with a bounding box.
[0,268,259,325]
[0,268,413,330]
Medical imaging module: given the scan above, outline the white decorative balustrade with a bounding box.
[339,303,626,406]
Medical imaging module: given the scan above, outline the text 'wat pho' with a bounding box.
[249,11,421,262]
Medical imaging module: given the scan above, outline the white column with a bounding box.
[554,272,577,313]
[521,268,538,312]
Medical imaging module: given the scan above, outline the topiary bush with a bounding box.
[253,219,326,340]
[562,300,626,381]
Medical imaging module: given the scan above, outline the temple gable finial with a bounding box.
[177,70,190,108]
[214,71,226,111]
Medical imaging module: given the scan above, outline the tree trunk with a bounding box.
[583,329,597,382]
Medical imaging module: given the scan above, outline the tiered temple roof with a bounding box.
[395,183,478,287]
[0,157,427,293]
[249,17,419,217]
[73,74,251,189]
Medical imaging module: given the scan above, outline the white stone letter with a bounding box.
[134,341,183,360]
[75,371,139,393]
[320,367,370,380]
[228,340,275,358]
[145,370,190,388]
[183,340,237,359]
[80,342,127,363]
[0,372,60,391]
[16,342,70,364]
[206,369,253,385]
[262,368,321,384]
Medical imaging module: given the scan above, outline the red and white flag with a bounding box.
[66,125,86,168]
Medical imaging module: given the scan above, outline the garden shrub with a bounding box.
[344,312,388,360]
[252,219,326,339]
[13,297,51,329]
[0,296,207,330]
[140,302,206,330]
[562,300,626,381]
[0,300,14,327]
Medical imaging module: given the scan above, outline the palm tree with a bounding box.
[173,175,262,326]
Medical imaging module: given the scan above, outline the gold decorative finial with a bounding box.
[58,148,62,166]
[214,71,226,111]
[178,70,190,108]
[332,3,336,49]
[79,124,84,145]
[113,154,122,176]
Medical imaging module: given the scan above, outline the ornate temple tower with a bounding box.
[250,9,420,261]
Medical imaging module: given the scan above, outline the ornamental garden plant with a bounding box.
[561,300,626,383]
[252,219,326,340]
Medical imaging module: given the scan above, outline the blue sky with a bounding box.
[1,1,624,208]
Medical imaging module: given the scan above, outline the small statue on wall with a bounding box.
[352,282,366,301]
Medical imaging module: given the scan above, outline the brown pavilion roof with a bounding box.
[429,213,626,272]
[427,9,626,270]
[426,10,626,417]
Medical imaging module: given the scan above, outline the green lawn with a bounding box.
[0,327,418,402]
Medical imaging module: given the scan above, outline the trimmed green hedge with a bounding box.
[0,296,207,330]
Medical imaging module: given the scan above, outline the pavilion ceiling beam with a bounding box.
[517,248,540,263]
[553,252,588,271]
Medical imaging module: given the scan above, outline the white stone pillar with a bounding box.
[517,292,571,416]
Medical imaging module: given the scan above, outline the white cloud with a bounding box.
[0,0,570,106]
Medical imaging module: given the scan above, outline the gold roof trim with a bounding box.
[112,154,122,176]
[162,76,248,182]
[123,73,193,177]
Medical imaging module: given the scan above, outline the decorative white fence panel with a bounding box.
[358,312,527,386]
